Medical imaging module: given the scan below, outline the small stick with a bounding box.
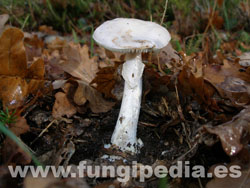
[31,119,57,145]
[160,0,169,25]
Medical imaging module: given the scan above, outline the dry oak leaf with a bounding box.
[52,92,77,119]
[178,54,219,110]
[0,28,45,109]
[2,138,31,165]
[24,34,44,61]
[60,43,98,83]
[10,116,30,136]
[76,80,115,113]
[204,106,250,156]
[57,43,114,113]
[91,64,121,99]
[206,162,250,188]
[24,173,58,188]
[204,59,250,106]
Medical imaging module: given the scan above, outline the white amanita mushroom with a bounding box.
[93,18,171,154]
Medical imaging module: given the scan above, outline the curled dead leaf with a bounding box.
[2,138,31,165]
[75,81,115,113]
[60,43,98,83]
[204,106,250,156]
[0,28,46,109]
[204,59,250,107]
[91,63,121,99]
[178,54,219,110]
[52,92,77,119]
[10,116,30,136]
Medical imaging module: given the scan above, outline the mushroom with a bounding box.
[93,18,171,154]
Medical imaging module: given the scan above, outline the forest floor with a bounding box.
[0,0,249,188]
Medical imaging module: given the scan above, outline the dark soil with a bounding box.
[20,89,231,187]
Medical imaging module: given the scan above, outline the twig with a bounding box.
[160,0,169,25]
[31,119,57,145]
[157,55,165,74]
[203,0,218,39]
[27,0,36,23]
[198,178,204,188]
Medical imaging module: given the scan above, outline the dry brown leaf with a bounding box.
[144,67,171,96]
[153,43,180,65]
[0,28,45,109]
[178,54,219,110]
[94,181,119,188]
[0,28,27,77]
[46,37,67,51]
[24,166,90,188]
[239,52,250,67]
[24,173,58,188]
[204,106,250,156]
[52,92,77,119]
[0,165,18,187]
[204,59,250,106]
[47,41,114,113]
[206,163,250,188]
[2,138,31,165]
[211,11,224,29]
[39,25,57,35]
[51,43,115,113]
[91,64,121,99]
[1,117,30,165]
[76,81,115,113]
[24,35,44,61]
[73,83,87,105]
[43,49,65,80]
[60,43,98,83]
[217,0,224,7]
[10,116,30,136]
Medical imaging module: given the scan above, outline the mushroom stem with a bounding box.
[111,53,145,153]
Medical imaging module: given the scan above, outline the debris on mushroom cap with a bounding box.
[93,18,171,53]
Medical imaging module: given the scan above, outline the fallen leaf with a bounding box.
[43,49,65,80]
[24,173,58,188]
[206,163,250,188]
[76,80,115,113]
[52,92,77,119]
[153,43,180,65]
[94,181,120,188]
[211,11,224,29]
[24,34,44,61]
[204,59,250,107]
[217,0,224,7]
[53,43,115,113]
[0,28,45,109]
[2,138,31,165]
[238,52,250,67]
[10,116,30,136]
[73,83,87,105]
[91,63,121,99]
[204,106,250,156]
[144,67,171,96]
[0,165,18,188]
[24,164,90,188]
[60,43,98,83]
[39,25,57,35]
[178,53,219,110]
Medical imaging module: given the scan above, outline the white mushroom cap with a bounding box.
[93,18,171,53]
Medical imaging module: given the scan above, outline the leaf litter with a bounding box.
[0,3,249,187]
